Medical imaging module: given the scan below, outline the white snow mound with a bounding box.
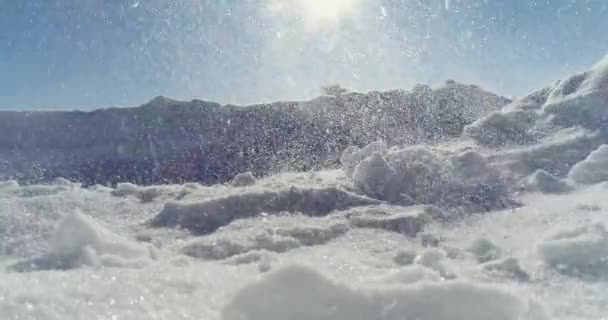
[543,55,608,128]
[10,211,154,271]
[222,265,545,320]
[352,153,399,201]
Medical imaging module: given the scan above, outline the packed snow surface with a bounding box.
[2,171,608,319]
[2,55,608,319]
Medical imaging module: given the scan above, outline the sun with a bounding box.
[268,0,360,28]
[296,0,358,22]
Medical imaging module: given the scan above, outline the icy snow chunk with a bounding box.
[393,249,417,265]
[414,248,455,279]
[352,153,399,201]
[151,186,380,234]
[520,169,573,194]
[468,238,502,263]
[340,140,388,175]
[538,223,608,278]
[348,145,513,212]
[386,146,446,203]
[222,265,542,320]
[10,211,154,271]
[447,150,489,179]
[231,171,257,187]
[568,144,608,184]
[482,257,530,281]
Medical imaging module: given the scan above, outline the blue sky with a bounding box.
[1,0,607,110]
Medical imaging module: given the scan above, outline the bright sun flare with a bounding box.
[295,0,358,22]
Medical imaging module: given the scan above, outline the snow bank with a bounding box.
[490,127,603,177]
[10,211,154,271]
[543,56,608,128]
[465,55,608,149]
[520,169,573,194]
[568,144,608,184]
[222,265,544,320]
[537,223,608,278]
[151,186,381,234]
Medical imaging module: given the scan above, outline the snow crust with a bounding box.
[151,186,381,234]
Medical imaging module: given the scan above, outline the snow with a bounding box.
[222,265,543,320]
[340,140,388,175]
[151,186,381,234]
[467,238,503,263]
[520,169,573,194]
[2,55,608,320]
[352,153,398,201]
[10,211,155,271]
[2,162,608,319]
[543,56,608,128]
[343,143,513,213]
[230,172,257,187]
[568,144,608,184]
[537,223,608,278]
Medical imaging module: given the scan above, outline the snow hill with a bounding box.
[0,82,508,186]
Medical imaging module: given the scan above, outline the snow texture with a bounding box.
[222,265,543,320]
[468,238,503,263]
[538,223,608,278]
[151,186,381,234]
[568,144,608,184]
[231,172,257,187]
[520,169,573,194]
[346,143,513,213]
[10,211,154,271]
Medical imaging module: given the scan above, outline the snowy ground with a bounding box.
[1,171,608,320]
[2,54,608,320]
